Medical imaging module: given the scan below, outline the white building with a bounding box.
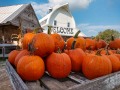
[39,3,86,40]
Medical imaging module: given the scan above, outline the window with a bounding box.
[54,20,57,26]
[67,22,70,27]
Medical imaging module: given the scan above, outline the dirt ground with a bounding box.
[0,61,13,90]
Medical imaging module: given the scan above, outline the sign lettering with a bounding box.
[52,27,74,35]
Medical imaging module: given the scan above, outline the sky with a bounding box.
[0,0,120,37]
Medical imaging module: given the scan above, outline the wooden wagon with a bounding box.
[6,60,120,90]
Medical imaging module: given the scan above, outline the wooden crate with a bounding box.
[6,60,120,90]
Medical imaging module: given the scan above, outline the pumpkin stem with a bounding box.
[73,30,81,38]
[28,38,37,55]
[62,42,67,52]
[105,44,110,55]
[88,46,92,53]
[48,26,53,34]
[91,36,95,39]
[96,36,100,41]
[33,27,43,34]
[111,35,114,41]
[96,49,102,56]
[71,39,76,49]
[16,45,21,50]
[57,47,62,54]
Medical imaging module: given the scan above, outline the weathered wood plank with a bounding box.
[6,61,29,90]
[40,74,68,90]
[25,80,46,90]
[68,72,89,84]
[68,71,120,90]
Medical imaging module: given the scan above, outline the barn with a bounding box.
[0,4,41,44]
[39,3,86,40]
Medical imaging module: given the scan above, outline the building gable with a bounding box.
[0,4,40,30]
[11,4,40,30]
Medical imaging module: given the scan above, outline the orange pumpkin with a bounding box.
[65,40,85,72]
[114,54,120,60]
[48,26,65,51]
[96,39,107,50]
[107,54,120,72]
[66,48,85,72]
[82,52,112,79]
[114,49,120,60]
[85,38,96,50]
[8,50,20,65]
[85,50,96,54]
[67,31,86,51]
[17,55,45,81]
[14,49,30,67]
[109,36,120,49]
[110,50,117,54]
[105,49,120,72]
[50,34,65,51]
[46,52,71,79]
[100,49,113,55]
[22,33,35,49]
[31,33,55,57]
[101,40,107,48]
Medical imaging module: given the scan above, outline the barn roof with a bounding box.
[0,4,40,28]
[39,3,73,27]
[0,4,26,24]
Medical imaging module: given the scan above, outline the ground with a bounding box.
[0,60,13,90]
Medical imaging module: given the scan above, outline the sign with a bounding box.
[52,27,74,35]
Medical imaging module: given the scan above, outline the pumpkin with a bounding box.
[114,54,120,61]
[17,55,45,81]
[32,33,55,57]
[85,50,96,54]
[48,26,65,51]
[22,33,35,50]
[82,51,112,79]
[67,31,86,51]
[105,49,120,72]
[95,38,107,50]
[107,55,120,72]
[114,49,120,60]
[100,49,113,55]
[85,38,96,50]
[8,50,20,65]
[101,40,107,48]
[65,40,85,72]
[14,49,30,67]
[110,50,117,54]
[109,35,120,49]
[46,51,71,79]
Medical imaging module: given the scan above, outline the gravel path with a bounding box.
[0,61,13,90]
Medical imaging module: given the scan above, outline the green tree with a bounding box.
[96,29,120,43]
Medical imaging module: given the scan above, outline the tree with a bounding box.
[96,29,120,43]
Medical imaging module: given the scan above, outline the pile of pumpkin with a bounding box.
[8,27,120,81]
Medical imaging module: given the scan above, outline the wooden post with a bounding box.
[2,46,5,60]
[2,27,5,43]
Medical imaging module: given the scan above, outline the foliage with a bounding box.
[96,29,120,43]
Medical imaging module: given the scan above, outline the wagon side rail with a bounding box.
[6,60,29,90]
